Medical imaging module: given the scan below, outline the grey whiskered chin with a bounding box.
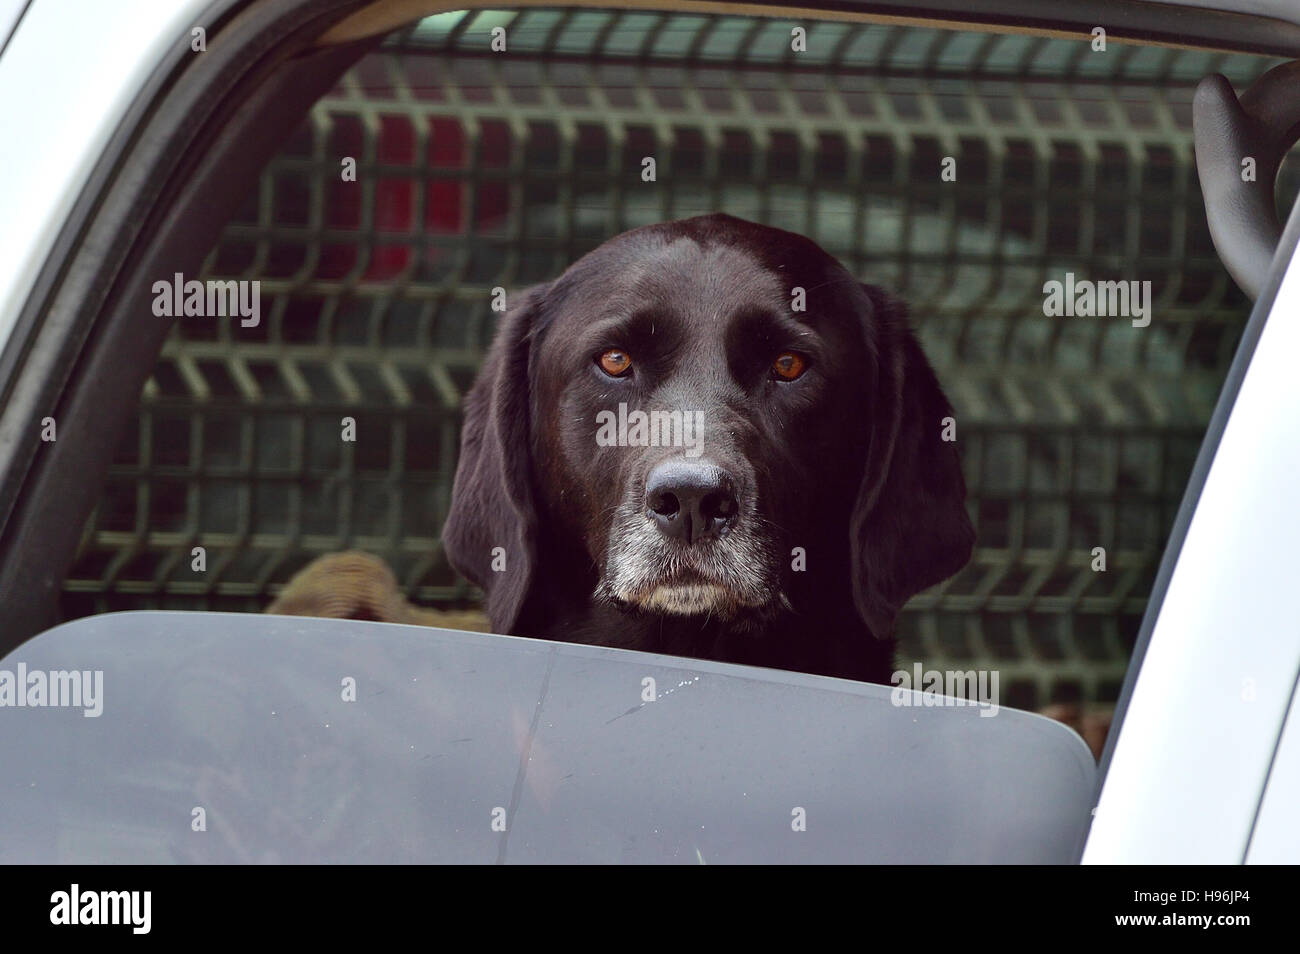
[594,498,787,620]
[617,582,744,616]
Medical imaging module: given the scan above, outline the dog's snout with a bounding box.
[645,460,738,543]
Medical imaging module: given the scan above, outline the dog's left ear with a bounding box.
[442,283,550,633]
[850,284,975,638]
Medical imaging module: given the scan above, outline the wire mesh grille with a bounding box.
[59,8,1299,712]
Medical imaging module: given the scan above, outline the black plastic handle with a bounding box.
[1193,61,1300,301]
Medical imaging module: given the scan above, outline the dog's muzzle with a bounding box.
[595,459,782,618]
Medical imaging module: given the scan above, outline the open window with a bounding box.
[43,7,1300,721]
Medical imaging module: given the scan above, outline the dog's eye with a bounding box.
[597,349,633,377]
[771,352,807,381]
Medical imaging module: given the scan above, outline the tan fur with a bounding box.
[265,551,490,632]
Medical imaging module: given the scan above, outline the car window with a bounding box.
[53,8,1298,746]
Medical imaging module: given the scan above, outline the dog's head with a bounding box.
[443,213,974,643]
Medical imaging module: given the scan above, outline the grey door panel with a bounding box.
[0,611,1094,863]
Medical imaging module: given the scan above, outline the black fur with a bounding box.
[443,213,973,683]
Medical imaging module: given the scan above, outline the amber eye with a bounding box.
[597,349,633,377]
[772,352,807,381]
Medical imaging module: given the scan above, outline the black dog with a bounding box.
[443,213,973,684]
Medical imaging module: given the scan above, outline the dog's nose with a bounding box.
[645,461,738,543]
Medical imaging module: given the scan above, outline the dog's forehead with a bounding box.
[563,232,792,319]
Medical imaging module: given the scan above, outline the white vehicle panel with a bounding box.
[1245,685,1300,863]
[0,0,210,349]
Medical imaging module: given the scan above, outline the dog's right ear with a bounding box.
[848,284,975,640]
[442,283,550,633]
